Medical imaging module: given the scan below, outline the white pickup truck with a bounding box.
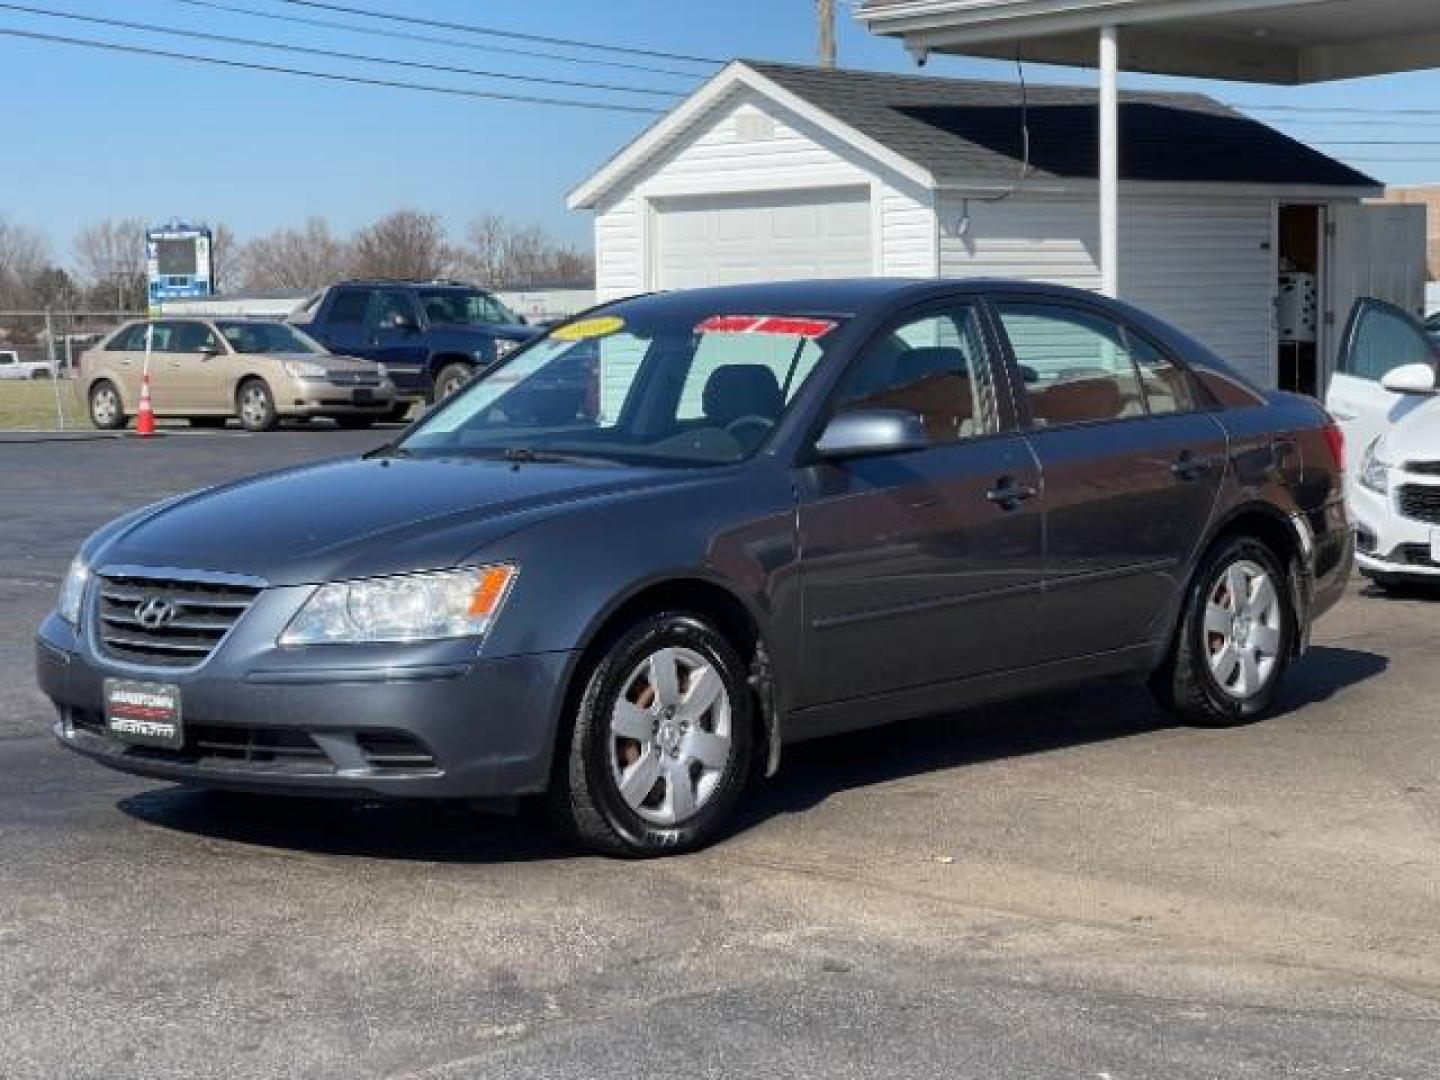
[0,351,55,379]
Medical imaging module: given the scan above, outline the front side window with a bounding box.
[366,290,417,332]
[996,302,1181,427]
[1341,301,1436,382]
[834,305,996,443]
[216,321,323,355]
[168,322,222,354]
[417,289,517,327]
[401,303,847,466]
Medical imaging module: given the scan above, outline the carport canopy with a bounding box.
[857,0,1440,295]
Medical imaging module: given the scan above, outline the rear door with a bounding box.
[1326,298,1438,463]
[795,297,1044,708]
[990,297,1228,662]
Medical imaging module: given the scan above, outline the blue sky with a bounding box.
[6,0,1440,260]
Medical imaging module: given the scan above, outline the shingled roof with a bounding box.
[742,61,1376,188]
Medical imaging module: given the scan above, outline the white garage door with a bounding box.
[654,188,872,290]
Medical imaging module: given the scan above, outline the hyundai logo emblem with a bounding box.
[134,597,178,630]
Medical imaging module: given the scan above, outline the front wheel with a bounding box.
[88,380,125,430]
[550,613,754,857]
[236,379,279,432]
[431,362,472,403]
[1152,537,1295,728]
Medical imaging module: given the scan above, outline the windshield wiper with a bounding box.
[498,446,613,466]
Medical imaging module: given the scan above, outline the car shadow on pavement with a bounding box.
[116,787,572,863]
[114,646,1385,861]
[732,645,1388,832]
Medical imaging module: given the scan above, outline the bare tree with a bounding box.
[72,217,147,310]
[453,215,594,287]
[347,209,450,280]
[239,217,350,292]
[208,223,239,293]
[0,218,50,308]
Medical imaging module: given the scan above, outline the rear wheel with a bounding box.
[1152,537,1295,727]
[88,381,125,430]
[236,379,279,432]
[432,362,472,403]
[550,613,754,857]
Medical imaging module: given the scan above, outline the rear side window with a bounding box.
[328,289,370,325]
[106,325,145,351]
[1341,302,1435,382]
[996,302,1188,426]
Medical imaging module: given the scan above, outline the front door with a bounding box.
[163,321,228,413]
[1326,298,1439,466]
[795,299,1044,708]
[991,297,1228,661]
[364,289,428,378]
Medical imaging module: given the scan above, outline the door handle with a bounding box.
[1170,451,1215,482]
[986,477,1038,510]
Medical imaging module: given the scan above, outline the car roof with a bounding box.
[329,279,488,290]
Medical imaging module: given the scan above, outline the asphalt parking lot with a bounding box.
[2,429,1438,1078]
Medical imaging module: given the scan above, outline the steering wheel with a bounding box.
[723,414,776,444]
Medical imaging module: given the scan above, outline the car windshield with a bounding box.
[398,298,847,466]
[216,321,324,355]
[417,289,519,327]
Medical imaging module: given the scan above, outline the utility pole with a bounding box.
[817,0,836,68]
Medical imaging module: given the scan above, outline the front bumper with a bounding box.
[37,609,575,799]
[284,379,397,417]
[1349,473,1440,580]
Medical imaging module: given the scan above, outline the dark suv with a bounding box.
[291,280,541,411]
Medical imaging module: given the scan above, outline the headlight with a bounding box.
[282,360,328,379]
[58,558,89,625]
[1358,437,1390,495]
[279,564,517,646]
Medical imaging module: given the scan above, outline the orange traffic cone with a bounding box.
[136,372,156,437]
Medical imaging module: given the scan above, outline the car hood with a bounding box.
[92,455,683,586]
[1381,399,1440,464]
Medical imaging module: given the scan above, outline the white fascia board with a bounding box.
[858,0,1327,42]
[934,179,1382,200]
[568,62,934,211]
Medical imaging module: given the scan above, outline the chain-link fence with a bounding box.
[0,309,142,430]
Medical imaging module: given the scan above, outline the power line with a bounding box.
[274,0,723,66]
[0,1,682,99]
[0,25,667,113]
[167,0,708,80]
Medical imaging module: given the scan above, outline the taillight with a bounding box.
[1323,422,1345,473]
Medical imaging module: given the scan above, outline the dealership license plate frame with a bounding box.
[103,678,184,750]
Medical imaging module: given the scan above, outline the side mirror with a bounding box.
[815,408,929,461]
[1380,363,1438,395]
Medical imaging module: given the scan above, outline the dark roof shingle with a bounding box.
[744,61,1377,188]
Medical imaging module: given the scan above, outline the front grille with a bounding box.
[186,725,332,772]
[1398,485,1440,526]
[326,372,382,388]
[95,572,261,668]
[1405,460,1440,477]
[356,732,438,774]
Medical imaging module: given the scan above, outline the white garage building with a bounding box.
[570,60,1422,393]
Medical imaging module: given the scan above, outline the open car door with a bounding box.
[1326,297,1439,465]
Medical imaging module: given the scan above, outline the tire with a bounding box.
[431,362,473,403]
[188,416,227,429]
[235,379,279,432]
[549,612,755,857]
[88,380,125,430]
[1151,536,1295,728]
[333,416,374,430]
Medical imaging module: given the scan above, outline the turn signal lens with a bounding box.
[1323,422,1345,473]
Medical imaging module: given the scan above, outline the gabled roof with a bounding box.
[570,60,1377,209]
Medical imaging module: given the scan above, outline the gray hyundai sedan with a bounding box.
[37,279,1352,856]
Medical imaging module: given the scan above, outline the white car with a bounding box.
[1326,298,1440,589]
[0,350,56,379]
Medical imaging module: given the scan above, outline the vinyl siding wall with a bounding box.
[938,192,1279,385]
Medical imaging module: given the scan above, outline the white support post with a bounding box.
[1099,24,1120,298]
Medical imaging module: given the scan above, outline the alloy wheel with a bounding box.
[1204,559,1283,700]
[91,386,118,426]
[239,386,269,427]
[607,646,733,827]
